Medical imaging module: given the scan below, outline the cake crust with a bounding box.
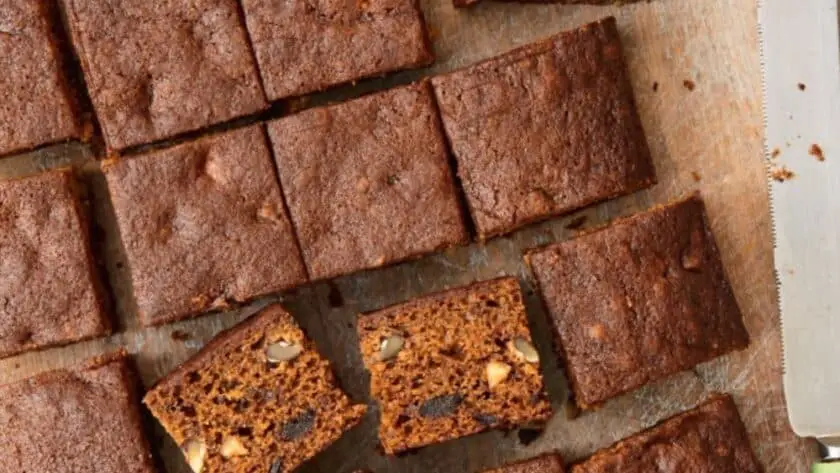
[0,351,156,473]
[240,0,433,100]
[0,170,109,358]
[104,125,307,326]
[268,82,468,281]
[571,394,762,473]
[527,195,749,408]
[61,0,267,150]
[431,17,655,239]
[0,0,80,156]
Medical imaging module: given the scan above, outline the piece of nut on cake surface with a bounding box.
[525,194,750,409]
[143,304,367,473]
[357,277,552,454]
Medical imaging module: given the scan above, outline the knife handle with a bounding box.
[813,463,840,473]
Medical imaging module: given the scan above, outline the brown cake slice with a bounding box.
[572,394,762,473]
[104,125,307,326]
[431,17,655,239]
[526,194,749,408]
[268,81,468,281]
[61,0,267,151]
[144,304,367,473]
[357,277,552,454]
[240,0,434,101]
[0,0,82,157]
[0,169,109,358]
[485,454,565,472]
[0,351,156,473]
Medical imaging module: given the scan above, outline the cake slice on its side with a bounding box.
[358,277,552,454]
[144,304,366,473]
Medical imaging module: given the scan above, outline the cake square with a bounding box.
[0,351,156,473]
[61,0,267,151]
[0,170,109,358]
[144,304,367,473]
[526,195,749,408]
[485,454,565,473]
[104,125,307,326]
[0,0,80,156]
[357,277,552,454]
[240,0,433,101]
[430,17,656,239]
[572,394,761,473]
[268,82,468,281]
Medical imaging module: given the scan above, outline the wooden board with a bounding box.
[0,0,817,471]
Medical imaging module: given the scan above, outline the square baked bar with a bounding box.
[572,394,761,473]
[0,0,81,156]
[144,304,367,473]
[0,170,109,358]
[0,351,156,473]
[357,277,552,454]
[485,454,565,473]
[240,0,433,100]
[268,82,467,281]
[61,0,267,150]
[431,17,655,239]
[104,125,307,325]
[526,195,749,408]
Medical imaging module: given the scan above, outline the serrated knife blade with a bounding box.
[760,0,840,452]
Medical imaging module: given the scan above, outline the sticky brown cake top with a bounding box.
[0,0,80,156]
[268,82,468,281]
[572,394,762,473]
[240,0,433,101]
[484,454,565,473]
[61,0,267,151]
[0,351,156,473]
[0,170,109,358]
[358,277,552,454]
[144,304,367,473]
[526,195,749,408]
[431,17,655,239]
[104,125,307,326]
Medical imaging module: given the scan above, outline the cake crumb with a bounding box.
[691,171,701,182]
[652,81,659,92]
[798,83,806,91]
[683,79,696,91]
[770,148,781,159]
[809,143,825,161]
[771,166,795,182]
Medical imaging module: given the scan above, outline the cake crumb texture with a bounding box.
[144,304,366,473]
[240,0,433,100]
[358,277,552,454]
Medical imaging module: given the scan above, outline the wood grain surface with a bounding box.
[0,0,816,471]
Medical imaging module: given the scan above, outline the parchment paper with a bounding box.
[0,0,815,471]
